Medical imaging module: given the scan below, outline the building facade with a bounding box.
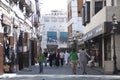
[41,10,68,52]
[67,0,83,51]
[82,0,120,74]
[0,0,40,74]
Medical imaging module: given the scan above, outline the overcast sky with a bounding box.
[40,0,67,14]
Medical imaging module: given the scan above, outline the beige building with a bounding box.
[82,0,120,74]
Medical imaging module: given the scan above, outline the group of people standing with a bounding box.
[46,50,70,67]
[37,49,70,73]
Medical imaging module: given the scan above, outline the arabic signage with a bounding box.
[83,23,105,41]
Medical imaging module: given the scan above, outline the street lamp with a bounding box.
[73,31,79,52]
[111,14,118,74]
[73,36,77,52]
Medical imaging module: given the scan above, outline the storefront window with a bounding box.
[104,36,111,60]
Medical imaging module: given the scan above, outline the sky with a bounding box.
[40,0,67,14]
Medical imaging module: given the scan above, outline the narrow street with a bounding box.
[1,63,120,80]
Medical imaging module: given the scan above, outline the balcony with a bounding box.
[84,6,120,33]
[26,2,34,17]
[34,15,39,28]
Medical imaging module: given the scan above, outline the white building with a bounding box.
[67,0,83,50]
[41,10,68,51]
[67,0,83,34]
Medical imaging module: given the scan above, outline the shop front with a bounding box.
[83,22,120,73]
[83,23,104,68]
[30,38,37,65]
[1,14,15,73]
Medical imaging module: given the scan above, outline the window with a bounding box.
[95,1,103,14]
[111,0,114,6]
[47,31,57,42]
[85,1,90,23]
[51,17,57,22]
[3,26,10,35]
[82,6,86,25]
[58,18,64,22]
[104,1,106,6]
[44,17,49,22]
[59,32,68,42]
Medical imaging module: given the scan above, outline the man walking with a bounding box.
[60,51,64,66]
[70,49,78,74]
[43,51,48,66]
[64,50,70,65]
[78,48,90,74]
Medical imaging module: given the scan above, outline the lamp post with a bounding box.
[73,36,77,52]
[111,14,118,74]
[73,31,79,52]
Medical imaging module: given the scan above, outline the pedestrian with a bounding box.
[48,51,54,67]
[9,47,15,72]
[60,51,64,66]
[55,50,60,67]
[64,50,70,65]
[70,49,78,74]
[78,48,90,74]
[37,49,45,73]
[77,49,81,69]
[43,50,48,66]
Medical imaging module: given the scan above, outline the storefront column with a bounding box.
[0,11,4,74]
[102,38,104,68]
[104,35,114,74]
[0,33,4,74]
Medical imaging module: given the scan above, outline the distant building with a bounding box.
[41,10,68,51]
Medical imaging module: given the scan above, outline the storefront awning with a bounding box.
[82,23,105,41]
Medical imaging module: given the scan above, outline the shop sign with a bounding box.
[23,46,27,52]
[2,14,11,26]
[83,23,104,41]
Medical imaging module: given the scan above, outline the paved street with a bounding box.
[17,63,104,75]
[0,63,120,80]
